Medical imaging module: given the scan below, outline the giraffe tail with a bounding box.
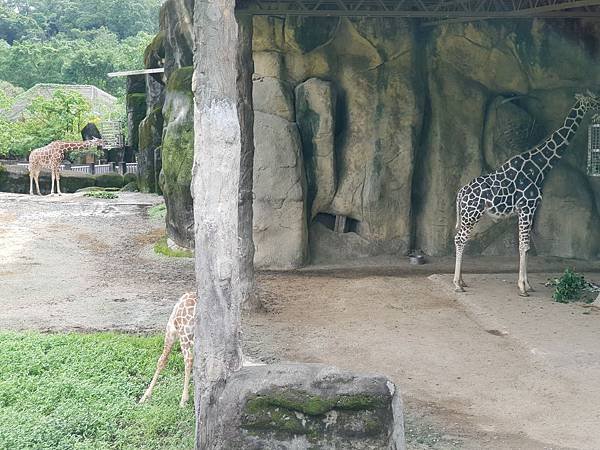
[455,189,462,230]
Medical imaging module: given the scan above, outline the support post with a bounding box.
[192,1,255,448]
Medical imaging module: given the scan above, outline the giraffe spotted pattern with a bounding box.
[140,292,197,407]
[28,138,104,196]
[454,93,600,296]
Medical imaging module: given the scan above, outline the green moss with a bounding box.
[154,236,193,258]
[126,93,147,110]
[166,66,193,95]
[243,406,307,434]
[245,391,386,416]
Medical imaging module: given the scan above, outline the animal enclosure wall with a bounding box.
[141,0,600,267]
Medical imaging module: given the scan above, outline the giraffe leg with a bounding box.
[453,217,480,292]
[139,328,177,404]
[180,341,193,407]
[55,170,62,196]
[517,210,534,297]
[50,171,55,196]
[34,172,41,195]
[29,170,34,195]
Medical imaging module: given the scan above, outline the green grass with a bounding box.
[148,203,167,220]
[154,236,193,258]
[0,332,194,450]
[84,190,119,199]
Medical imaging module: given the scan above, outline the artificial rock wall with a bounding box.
[142,2,600,267]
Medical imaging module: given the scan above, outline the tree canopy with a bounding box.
[0,0,162,96]
[1,0,162,40]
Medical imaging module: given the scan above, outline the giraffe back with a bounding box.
[167,292,197,348]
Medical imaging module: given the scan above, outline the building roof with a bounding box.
[6,83,118,121]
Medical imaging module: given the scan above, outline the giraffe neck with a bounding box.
[539,100,586,168]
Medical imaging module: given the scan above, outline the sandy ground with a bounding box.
[1,192,599,449]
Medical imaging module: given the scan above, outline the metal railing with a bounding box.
[14,162,138,175]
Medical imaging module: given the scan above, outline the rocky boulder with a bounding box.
[215,363,405,449]
[253,111,308,269]
[160,66,195,249]
[160,0,194,78]
[295,78,337,219]
[137,107,163,193]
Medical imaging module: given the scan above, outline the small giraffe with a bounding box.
[454,92,600,296]
[28,137,104,196]
[140,291,196,407]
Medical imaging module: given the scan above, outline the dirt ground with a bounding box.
[1,192,599,449]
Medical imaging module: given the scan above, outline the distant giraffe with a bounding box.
[28,137,104,196]
[454,92,600,296]
[139,292,196,407]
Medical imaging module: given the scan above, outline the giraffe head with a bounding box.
[86,137,106,149]
[574,91,600,113]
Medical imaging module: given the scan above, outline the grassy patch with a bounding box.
[154,236,193,258]
[148,203,167,220]
[84,190,119,199]
[0,332,194,450]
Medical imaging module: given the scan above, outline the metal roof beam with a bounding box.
[237,0,600,17]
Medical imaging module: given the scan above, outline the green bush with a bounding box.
[124,172,137,185]
[121,181,139,192]
[95,173,125,188]
[0,332,194,449]
[548,268,593,303]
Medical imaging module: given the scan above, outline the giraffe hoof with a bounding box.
[454,286,465,293]
[519,291,529,298]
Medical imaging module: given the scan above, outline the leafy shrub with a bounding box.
[123,172,137,185]
[548,268,594,303]
[84,190,118,199]
[95,173,124,188]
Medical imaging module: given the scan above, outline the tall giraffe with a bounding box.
[454,92,600,297]
[28,137,104,196]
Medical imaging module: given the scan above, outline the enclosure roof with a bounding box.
[237,0,600,20]
[107,68,165,78]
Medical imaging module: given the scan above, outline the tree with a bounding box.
[2,0,162,39]
[0,89,94,158]
[0,4,40,43]
[0,30,153,95]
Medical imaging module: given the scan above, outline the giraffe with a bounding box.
[454,92,600,297]
[28,137,104,196]
[139,291,196,407]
